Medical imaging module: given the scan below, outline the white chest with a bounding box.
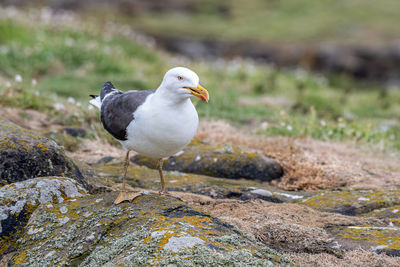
[122,97,199,158]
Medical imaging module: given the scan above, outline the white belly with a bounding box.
[121,97,199,158]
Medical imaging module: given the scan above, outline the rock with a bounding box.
[240,189,283,203]
[61,127,86,137]
[0,177,87,256]
[153,34,400,84]
[250,189,273,197]
[300,189,400,216]
[10,193,292,266]
[330,225,400,256]
[365,205,400,226]
[0,119,87,188]
[131,140,283,182]
[94,160,309,202]
[96,156,115,165]
[300,189,400,256]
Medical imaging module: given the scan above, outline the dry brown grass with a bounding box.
[178,192,379,235]
[176,192,399,267]
[288,250,400,267]
[196,120,400,191]
[66,139,125,164]
[1,107,57,131]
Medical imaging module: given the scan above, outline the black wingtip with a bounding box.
[89,94,98,99]
[102,81,115,90]
[100,81,116,100]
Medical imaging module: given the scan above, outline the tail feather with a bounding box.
[89,95,101,109]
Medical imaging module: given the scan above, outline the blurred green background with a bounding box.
[0,0,399,151]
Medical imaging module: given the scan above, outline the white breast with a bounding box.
[121,95,199,158]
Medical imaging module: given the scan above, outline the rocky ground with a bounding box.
[1,116,400,266]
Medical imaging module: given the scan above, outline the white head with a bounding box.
[158,67,209,103]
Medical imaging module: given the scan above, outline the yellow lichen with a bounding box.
[36,142,49,151]
[13,250,27,265]
[333,226,400,249]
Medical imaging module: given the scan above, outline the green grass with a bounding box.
[0,13,399,152]
[125,0,400,43]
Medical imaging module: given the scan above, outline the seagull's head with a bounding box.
[160,67,209,103]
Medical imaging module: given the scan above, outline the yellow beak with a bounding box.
[184,84,209,103]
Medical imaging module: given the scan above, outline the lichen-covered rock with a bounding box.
[300,189,400,215]
[299,189,400,256]
[0,119,87,187]
[365,205,400,226]
[131,140,283,182]
[95,161,309,202]
[0,177,87,256]
[10,193,292,266]
[330,225,400,256]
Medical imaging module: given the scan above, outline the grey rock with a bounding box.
[61,127,86,137]
[250,189,273,197]
[0,177,87,256]
[163,235,205,252]
[10,193,292,266]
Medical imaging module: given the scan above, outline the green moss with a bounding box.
[1,9,400,151]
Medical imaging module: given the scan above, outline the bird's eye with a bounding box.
[177,76,183,81]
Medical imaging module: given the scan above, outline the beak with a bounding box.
[184,84,209,103]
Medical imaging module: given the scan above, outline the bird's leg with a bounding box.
[114,151,140,204]
[157,158,168,195]
[121,150,130,192]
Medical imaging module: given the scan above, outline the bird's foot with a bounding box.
[114,191,141,204]
[159,189,171,196]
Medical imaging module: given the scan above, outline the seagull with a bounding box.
[90,67,209,204]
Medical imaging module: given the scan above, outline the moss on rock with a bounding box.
[131,140,283,182]
[0,119,87,188]
[10,193,292,266]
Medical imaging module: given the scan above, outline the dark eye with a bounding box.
[177,76,183,81]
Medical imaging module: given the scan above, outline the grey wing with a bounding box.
[100,90,155,141]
